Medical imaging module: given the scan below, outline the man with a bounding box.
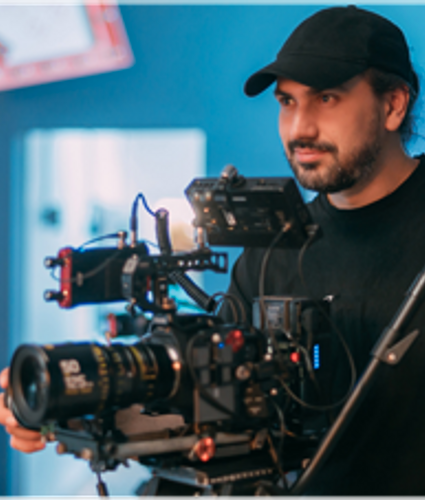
[1,4,425,494]
[221,5,425,494]
[224,4,421,393]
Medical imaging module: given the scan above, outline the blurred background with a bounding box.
[0,0,425,495]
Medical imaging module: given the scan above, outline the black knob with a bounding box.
[44,290,63,302]
[44,257,64,269]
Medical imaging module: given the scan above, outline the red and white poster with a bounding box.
[0,2,133,91]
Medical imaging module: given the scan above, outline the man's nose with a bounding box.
[288,105,318,141]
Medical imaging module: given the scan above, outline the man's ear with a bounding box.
[384,85,410,132]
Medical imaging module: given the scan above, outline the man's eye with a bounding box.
[280,96,292,106]
[320,94,333,103]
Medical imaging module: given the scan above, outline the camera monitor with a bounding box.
[185,172,314,248]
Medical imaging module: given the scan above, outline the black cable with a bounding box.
[258,229,341,406]
[297,233,358,408]
[130,193,156,243]
[258,227,355,412]
[50,232,126,283]
[77,250,124,281]
[212,296,239,323]
[132,193,155,220]
[210,291,247,324]
[50,249,124,285]
[76,232,122,251]
[50,242,156,284]
[270,400,289,491]
[229,254,254,317]
[257,228,298,386]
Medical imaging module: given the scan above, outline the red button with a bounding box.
[225,329,244,353]
[290,351,301,363]
[194,437,215,462]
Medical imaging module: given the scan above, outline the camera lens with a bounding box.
[9,341,177,429]
[9,346,51,429]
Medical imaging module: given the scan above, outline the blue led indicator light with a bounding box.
[218,342,225,349]
[313,344,320,370]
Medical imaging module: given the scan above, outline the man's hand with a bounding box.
[0,367,45,453]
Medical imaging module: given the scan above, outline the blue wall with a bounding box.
[1,5,425,493]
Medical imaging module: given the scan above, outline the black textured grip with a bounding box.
[169,271,216,312]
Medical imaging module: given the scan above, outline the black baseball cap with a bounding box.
[244,5,418,96]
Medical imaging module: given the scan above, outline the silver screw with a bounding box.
[235,364,251,381]
[45,432,56,442]
[388,352,397,363]
[80,448,93,461]
[211,333,222,344]
[56,442,67,455]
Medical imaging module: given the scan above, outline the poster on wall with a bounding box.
[0,2,133,91]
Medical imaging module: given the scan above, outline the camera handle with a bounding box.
[291,264,425,494]
[155,208,217,313]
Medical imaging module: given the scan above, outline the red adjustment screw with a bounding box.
[225,329,245,353]
[194,437,216,462]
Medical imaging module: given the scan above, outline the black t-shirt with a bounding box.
[221,155,425,494]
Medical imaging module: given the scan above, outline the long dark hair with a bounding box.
[366,67,419,145]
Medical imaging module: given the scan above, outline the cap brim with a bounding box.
[244,55,367,96]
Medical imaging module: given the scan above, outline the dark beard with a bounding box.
[286,116,383,194]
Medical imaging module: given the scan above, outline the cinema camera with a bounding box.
[7,166,333,496]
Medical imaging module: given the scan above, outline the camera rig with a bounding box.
[7,166,333,496]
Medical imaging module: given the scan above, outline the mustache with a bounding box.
[288,140,337,154]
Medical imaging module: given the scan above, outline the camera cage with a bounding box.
[6,167,326,500]
[7,167,335,496]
